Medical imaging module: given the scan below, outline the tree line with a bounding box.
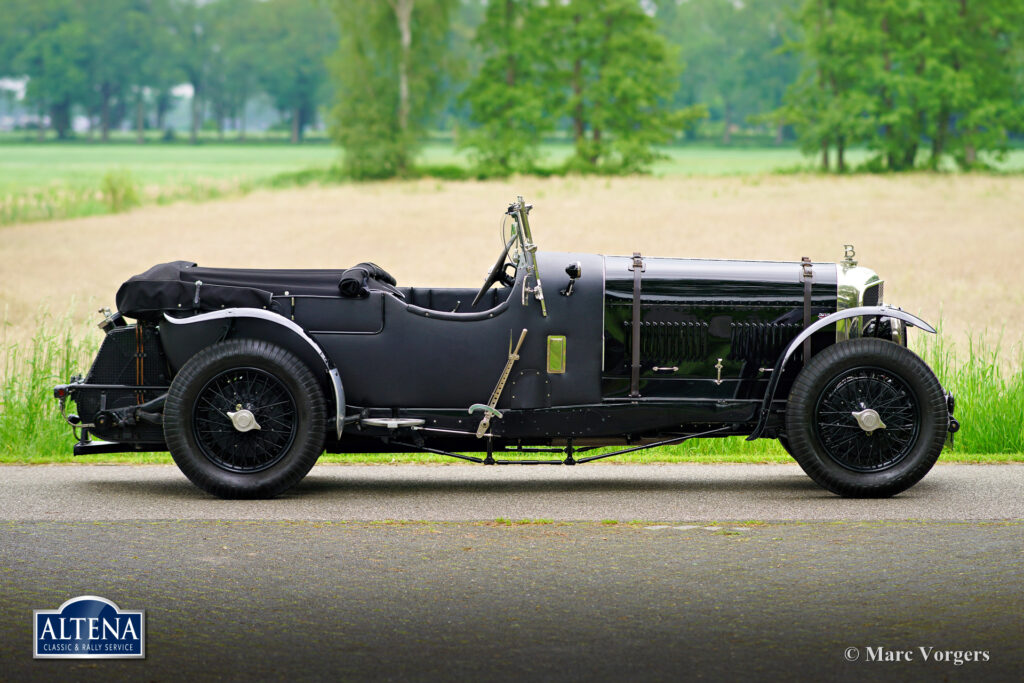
[0,0,337,143]
[782,0,1024,171]
[333,0,804,177]
[1,0,1021,175]
[334,0,710,177]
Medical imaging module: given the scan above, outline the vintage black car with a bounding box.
[55,196,958,499]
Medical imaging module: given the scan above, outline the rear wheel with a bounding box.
[164,339,326,499]
[785,338,947,497]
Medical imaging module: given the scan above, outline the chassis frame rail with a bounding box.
[392,426,732,466]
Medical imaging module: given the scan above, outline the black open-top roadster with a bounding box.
[55,196,958,498]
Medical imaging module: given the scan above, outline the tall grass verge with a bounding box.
[99,169,141,212]
[916,334,1024,454]
[2,171,258,227]
[1,316,98,461]
[0,318,1020,462]
[0,186,111,224]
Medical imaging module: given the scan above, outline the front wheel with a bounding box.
[785,338,947,497]
[164,339,326,499]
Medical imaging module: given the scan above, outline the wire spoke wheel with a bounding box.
[784,338,947,498]
[192,367,298,472]
[164,339,326,498]
[813,367,920,472]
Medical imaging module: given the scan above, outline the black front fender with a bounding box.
[747,305,936,441]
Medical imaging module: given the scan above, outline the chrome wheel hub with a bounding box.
[226,409,261,433]
[851,408,886,434]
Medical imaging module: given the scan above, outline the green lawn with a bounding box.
[4,140,849,225]
[4,141,1023,196]
[411,141,1024,176]
[419,141,830,175]
[0,142,341,192]
[7,138,1021,226]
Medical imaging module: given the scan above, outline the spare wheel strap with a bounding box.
[629,252,644,398]
[801,257,814,363]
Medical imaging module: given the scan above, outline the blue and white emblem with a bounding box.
[34,595,145,659]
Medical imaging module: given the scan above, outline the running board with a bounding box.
[73,439,166,456]
[391,426,731,466]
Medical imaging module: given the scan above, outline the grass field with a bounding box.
[4,140,1024,190]
[4,141,1024,225]
[0,143,336,192]
[1,142,830,193]
[0,142,345,224]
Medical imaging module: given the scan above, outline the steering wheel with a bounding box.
[471,235,517,309]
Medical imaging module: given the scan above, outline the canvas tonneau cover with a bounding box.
[116,261,401,320]
[115,260,350,320]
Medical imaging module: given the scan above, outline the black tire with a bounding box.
[164,339,326,499]
[785,338,946,498]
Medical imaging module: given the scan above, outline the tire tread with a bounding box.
[163,339,326,499]
[785,338,946,497]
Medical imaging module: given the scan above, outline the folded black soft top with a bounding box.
[115,260,397,320]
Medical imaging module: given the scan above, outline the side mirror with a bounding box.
[561,262,582,296]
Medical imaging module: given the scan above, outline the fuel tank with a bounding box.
[602,256,839,399]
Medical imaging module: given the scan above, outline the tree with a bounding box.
[120,1,176,143]
[0,0,19,77]
[5,0,92,139]
[742,2,803,144]
[546,0,701,173]
[330,0,455,177]
[427,0,484,135]
[920,0,1024,169]
[653,0,799,144]
[203,0,263,140]
[80,0,158,142]
[663,0,742,144]
[459,0,553,175]
[782,0,1024,171]
[257,0,338,143]
[778,0,876,171]
[166,0,213,144]
[140,1,185,139]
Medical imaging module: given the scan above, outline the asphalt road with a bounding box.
[1,520,1021,681]
[1,462,1021,521]
[2,464,1020,681]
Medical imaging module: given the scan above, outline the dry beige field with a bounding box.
[1,174,1022,349]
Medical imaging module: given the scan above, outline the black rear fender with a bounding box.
[159,309,344,437]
